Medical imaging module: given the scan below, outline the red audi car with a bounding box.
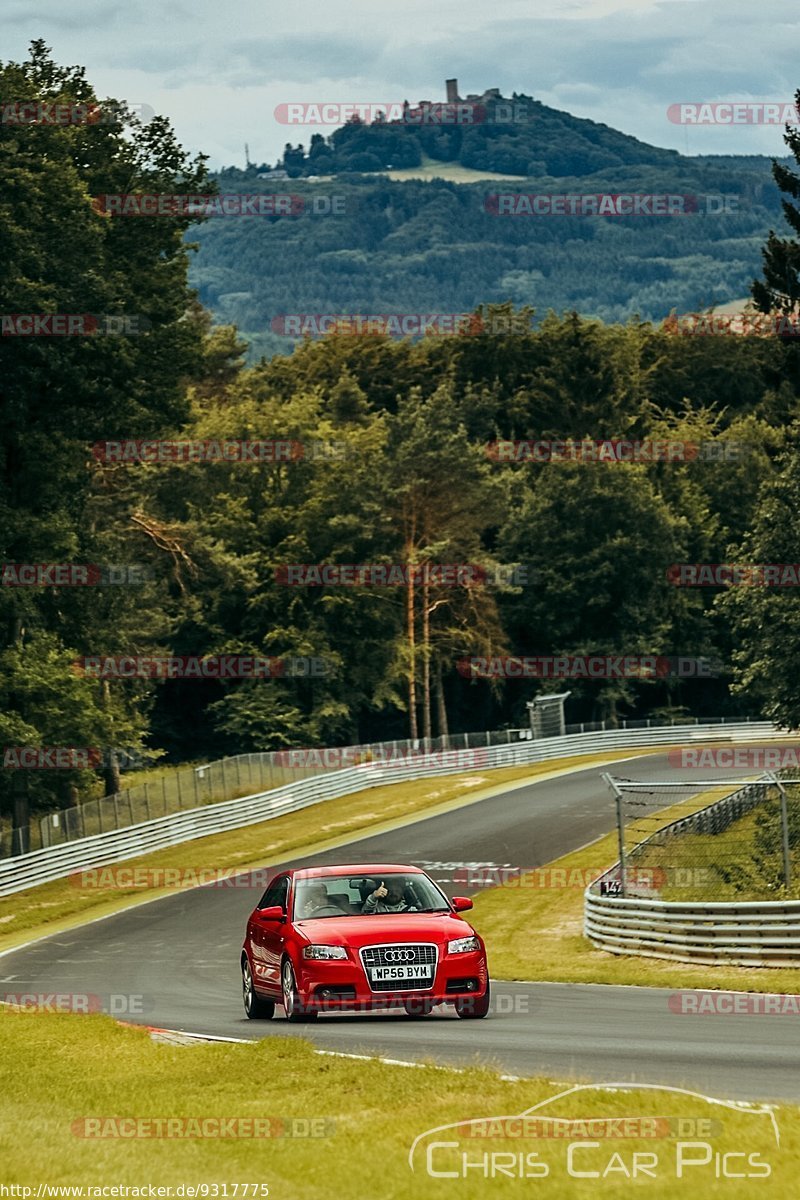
[241,863,489,1021]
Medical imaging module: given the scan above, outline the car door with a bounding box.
[250,875,289,995]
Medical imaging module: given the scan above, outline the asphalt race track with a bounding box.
[4,750,800,1102]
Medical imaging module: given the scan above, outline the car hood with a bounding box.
[294,912,477,947]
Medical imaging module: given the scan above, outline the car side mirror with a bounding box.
[451,896,473,912]
[257,905,285,921]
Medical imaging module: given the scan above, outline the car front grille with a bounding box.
[360,943,438,992]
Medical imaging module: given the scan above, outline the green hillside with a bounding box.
[192,155,786,361]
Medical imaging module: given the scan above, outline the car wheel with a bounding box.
[404,997,434,1017]
[282,959,318,1022]
[455,980,490,1019]
[242,956,275,1020]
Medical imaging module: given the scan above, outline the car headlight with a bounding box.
[302,945,348,961]
[448,936,481,954]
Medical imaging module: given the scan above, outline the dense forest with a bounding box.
[4,44,800,828]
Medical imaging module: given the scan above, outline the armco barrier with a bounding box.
[584,775,800,966]
[584,892,800,967]
[0,720,785,898]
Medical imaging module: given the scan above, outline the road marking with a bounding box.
[132,1028,526,1079]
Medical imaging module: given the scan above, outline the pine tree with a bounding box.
[752,88,800,329]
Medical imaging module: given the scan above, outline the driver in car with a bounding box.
[362,878,417,913]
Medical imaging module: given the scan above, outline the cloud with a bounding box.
[3,0,798,165]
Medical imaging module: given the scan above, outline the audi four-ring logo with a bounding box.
[383,949,416,963]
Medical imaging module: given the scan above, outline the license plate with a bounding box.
[369,964,434,981]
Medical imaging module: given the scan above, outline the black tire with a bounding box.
[455,980,490,1019]
[242,956,275,1020]
[404,997,434,1017]
[281,958,318,1022]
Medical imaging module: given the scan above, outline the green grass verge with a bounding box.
[0,1014,797,1197]
[0,750,663,954]
[469,786,800,993]
[633,798,800,902]
[382,155,527,182]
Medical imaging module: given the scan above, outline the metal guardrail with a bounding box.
[1,728,538,858]
[584,892,800,968]
[584,774,800,966]
[0,720,783,898]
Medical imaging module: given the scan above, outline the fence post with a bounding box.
[769,773,792,891]
[603,772,627,897]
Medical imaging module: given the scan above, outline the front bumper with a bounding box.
[296,949,488,1011]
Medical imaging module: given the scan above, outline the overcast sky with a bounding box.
[5,0,800,169]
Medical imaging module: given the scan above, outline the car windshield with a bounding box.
[293,873,450,919]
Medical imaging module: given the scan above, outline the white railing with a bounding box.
[0,720,783,898]
[584,892,800,967]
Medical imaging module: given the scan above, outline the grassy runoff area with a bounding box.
[631,799,800,902]
[0,1014,798,1198]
